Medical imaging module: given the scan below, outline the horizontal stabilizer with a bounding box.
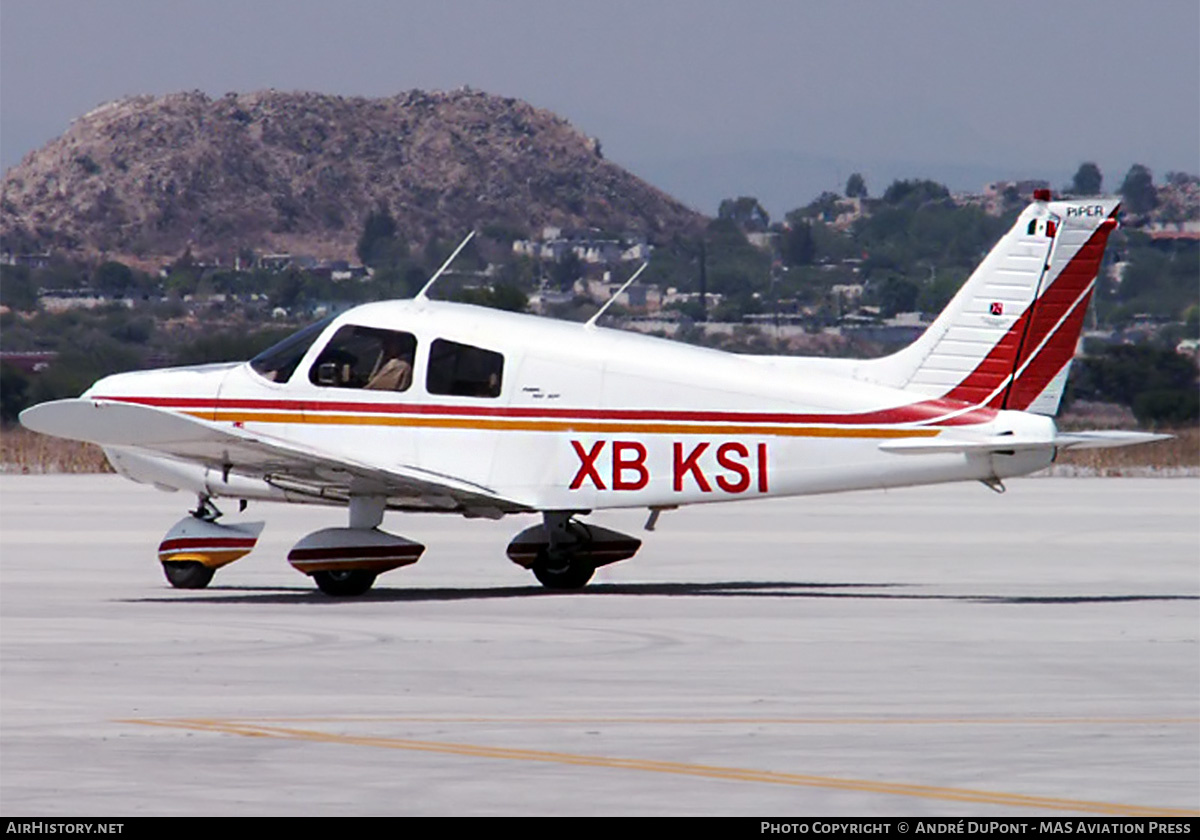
[1053,430,1173,450]
[880,429,1171,456]
[879,436,1054,456]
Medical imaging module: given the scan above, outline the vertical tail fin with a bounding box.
[857,196,1119,415]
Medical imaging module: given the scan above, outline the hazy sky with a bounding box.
[2,0,1197,215]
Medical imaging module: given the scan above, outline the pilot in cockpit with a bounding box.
[364,332,413,391]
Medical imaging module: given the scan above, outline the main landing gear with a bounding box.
[156,498,640,595]
[310,569,378,597]
[506,512,642,590]
[287,496,424,597]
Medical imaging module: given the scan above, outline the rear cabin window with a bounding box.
[308,325,418,392]
[426,339,503,398]
[250,317,332,383]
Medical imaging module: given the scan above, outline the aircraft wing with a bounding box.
[20,398,531,516]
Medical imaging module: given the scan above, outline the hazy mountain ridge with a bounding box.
[0,89,704,262]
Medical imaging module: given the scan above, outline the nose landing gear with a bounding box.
[162,560,216,589]
[157,496,264,589]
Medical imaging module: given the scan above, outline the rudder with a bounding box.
[1000,200,1118,413]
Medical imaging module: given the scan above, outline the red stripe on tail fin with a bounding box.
[1002,216,1116,410]
[941,208,1117,412]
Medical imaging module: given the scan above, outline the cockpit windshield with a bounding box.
[249,317,333,383]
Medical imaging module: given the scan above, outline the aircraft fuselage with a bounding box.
[84,299,1056,513]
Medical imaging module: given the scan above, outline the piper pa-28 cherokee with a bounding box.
[22,192,1165,595]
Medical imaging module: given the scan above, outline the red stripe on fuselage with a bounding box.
[94,394,998,427]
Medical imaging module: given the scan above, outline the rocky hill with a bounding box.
[1,89,704,263]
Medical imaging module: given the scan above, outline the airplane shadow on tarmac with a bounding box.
[119,579,1200,606]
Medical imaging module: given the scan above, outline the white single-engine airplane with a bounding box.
[22,193,1165,595]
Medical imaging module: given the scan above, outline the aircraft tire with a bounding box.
[532,554,595,590]
[161,560,215,589]
[312,569,377,596]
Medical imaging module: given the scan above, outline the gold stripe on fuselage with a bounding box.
[194,410,943,440]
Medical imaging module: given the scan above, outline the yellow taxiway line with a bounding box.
[181,714,1200,726]
[120,716,1199,817]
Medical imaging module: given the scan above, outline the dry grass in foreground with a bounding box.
[1,427,113,474]
[1,423,1196,476]
[1051,425,1199,474]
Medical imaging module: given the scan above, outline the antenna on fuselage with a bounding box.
[415,230,477,301]
[584,261,649,329]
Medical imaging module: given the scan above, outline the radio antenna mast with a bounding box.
[585,262,649,329]
[416,231,477,300]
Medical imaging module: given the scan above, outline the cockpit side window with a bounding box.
[249,317,332,383]
[426,339,503,398]
[308,325,418,392]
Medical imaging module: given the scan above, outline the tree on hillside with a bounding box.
[1165,171,1200,188]
[793,192,844,223]
[0,363,32,424]
[1072,344,1199,426]
[93,260,145,298]
[1119,164,1158,215]
[703,217,772,296]
[877,277,920,317]
[0,265,39,311]
[782,222,815,267]
[453,283,528,313]
[718,197,770,232]
[1071,162,1103,196]
[881,179,950,209]
[550,252,582,292]
[357,207,406,267]
[845,172,867,199]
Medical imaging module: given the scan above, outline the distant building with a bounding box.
[513,228,651,266]
[622,242,651,261]
[1145,220,1200,241]
[831,283,864,301]
[984,179,1050,198]
[746,231,779,251]
[39,290,133,312]
[575,240,624,264]
[0,351,57,373]
[1,252,52,270]
[259,254,294,271]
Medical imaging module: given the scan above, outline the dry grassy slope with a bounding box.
[0,89,705,262]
